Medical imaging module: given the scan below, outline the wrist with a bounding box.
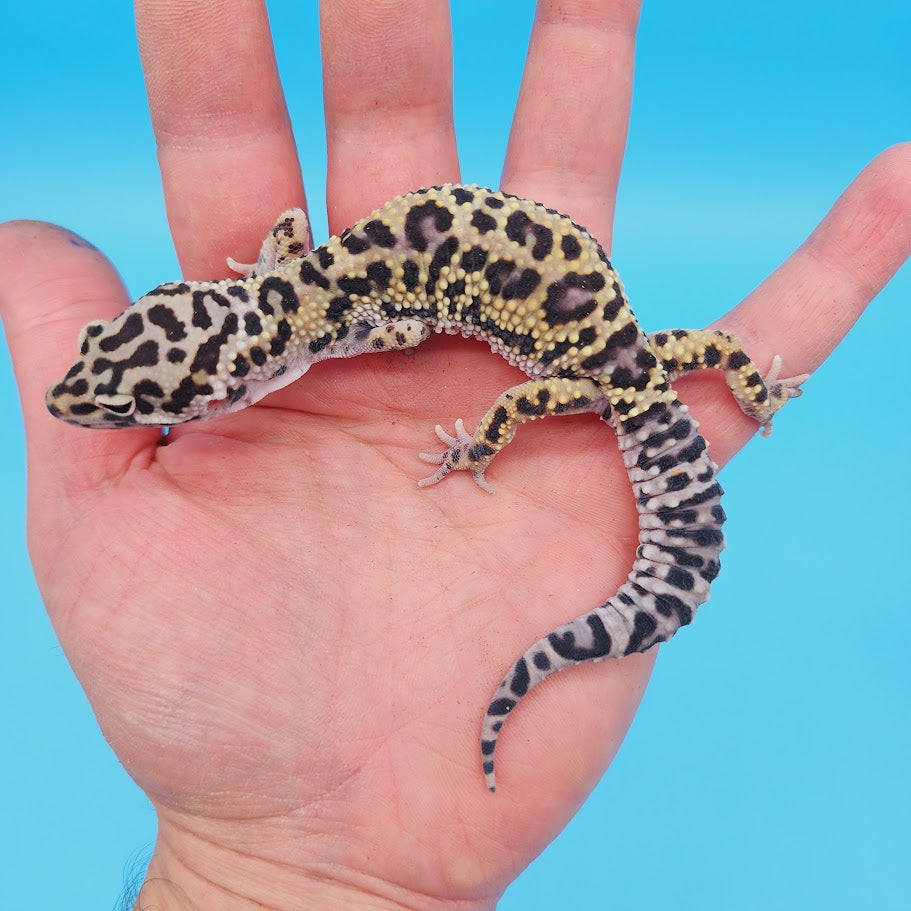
[133,818,498,911]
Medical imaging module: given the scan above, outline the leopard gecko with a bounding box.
[46,184,808,791]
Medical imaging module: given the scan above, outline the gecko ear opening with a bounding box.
[95,394,136,416]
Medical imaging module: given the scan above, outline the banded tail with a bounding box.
[481,398,725,791]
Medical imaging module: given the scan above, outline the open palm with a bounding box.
[2,2,909,908]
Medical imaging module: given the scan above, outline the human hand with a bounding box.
[1,1,909,908]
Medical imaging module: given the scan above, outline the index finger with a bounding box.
[135,0,305,278]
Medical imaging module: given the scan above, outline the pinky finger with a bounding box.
[674,144,911,458]
[717,143,911,380]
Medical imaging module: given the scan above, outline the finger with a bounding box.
[502,0,641,247]
[681,144,911,461]
[320,0,459,231]
[0,221,160,538]
[136,0,304,278]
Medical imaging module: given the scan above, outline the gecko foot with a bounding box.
[418,419,494,493]
[760,355,811,438]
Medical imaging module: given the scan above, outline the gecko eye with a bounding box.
[95,394,136,416]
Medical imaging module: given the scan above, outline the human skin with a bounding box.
[1,1,909,908]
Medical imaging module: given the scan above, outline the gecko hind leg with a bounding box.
[227,208,313,277]
[647,329,810,434]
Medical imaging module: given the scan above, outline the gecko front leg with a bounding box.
[418,377,606,492]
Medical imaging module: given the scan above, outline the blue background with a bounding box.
[2,1,909,908]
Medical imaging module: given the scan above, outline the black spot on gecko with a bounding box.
[243,312,263,337]
[505,211,554,260]
[727,350,751,369]
[249,346,267,366]
[502,268,541,301]
[191,293,213,329]
[404,200,454,252]
[452,187,475,205]
[510,658,530,696]
[516,387,550,416]
[548,614,612,660]
[665,473,692,492]
[700,560,721,582]
[426,236,459,291]
[226,286,249,302]
[533,651,551,670]
[505,211,532,244]
[269,317,291,356]
[317,247,335,270]
[231,355,250,377]
[259,276,300,314]
[444,279,467,315]
[402,260,421,292]
[561,234,582,260]
[677,437,707,463]
[366,261,393,288]
[99,312,144,352]
[580,321,640,371]
[653,593,693,626]
[484,195,505,208]
[537,339,574,366]
[703,345,721,367]
[485,406,509,443]
[162,375,214,413]
[542,272,605,327]
[227,384,248,404]
[655,545,704,568]
[167,347,187,364]
[132,379,165,415]
[468,443,495,461]
[326,295,354,322]
[309,334,332,355]
[602,282,626,322]
[91,340,160,387]
[337,275,372,297]
[340,230,371,254]
[487,697,516,716]
[610,366,650,391]
[190,312,239,374]
[484,260,514,296]
[145,282,191,297]
[146,305,187,343]
[363,219,398,248]
[623,611,659,655]
[665,566,695,591]
[636,348,658,369]
[470,209,497,234]
[299,261,331,290]
[460,246,488,273]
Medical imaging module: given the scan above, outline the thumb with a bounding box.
[0,221,161,558]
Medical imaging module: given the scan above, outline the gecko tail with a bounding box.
[481,398,726,792]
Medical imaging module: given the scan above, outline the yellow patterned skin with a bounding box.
[46,185,808,791]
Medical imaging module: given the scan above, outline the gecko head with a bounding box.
[46,281,265,428]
